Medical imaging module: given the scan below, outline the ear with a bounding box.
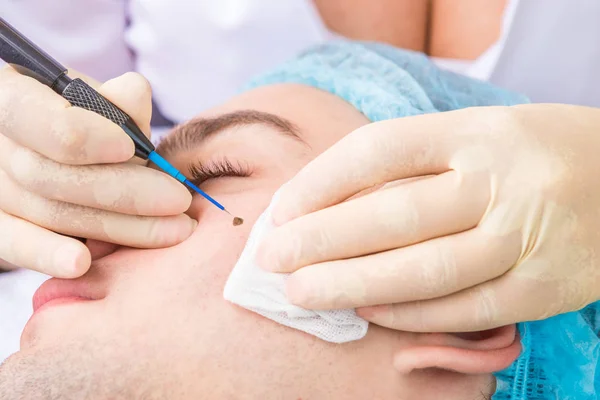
[393,325,521,374]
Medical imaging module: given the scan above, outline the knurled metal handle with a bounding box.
[61,78,129,125]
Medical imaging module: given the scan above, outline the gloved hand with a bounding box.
[0,67,194,278]
[257,104,600,332]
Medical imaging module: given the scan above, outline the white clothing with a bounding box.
[431,0,600,107]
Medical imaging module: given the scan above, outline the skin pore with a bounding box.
[0,84,499,399]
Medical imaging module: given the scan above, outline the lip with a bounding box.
[32,278,99,314]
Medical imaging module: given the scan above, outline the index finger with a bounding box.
[0,67,134,165]
[271,111,460,225]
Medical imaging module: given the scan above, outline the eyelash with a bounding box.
[187,158,252,188]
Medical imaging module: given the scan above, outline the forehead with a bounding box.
[197,83,370,153]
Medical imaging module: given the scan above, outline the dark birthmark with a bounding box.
[233,217,244,226]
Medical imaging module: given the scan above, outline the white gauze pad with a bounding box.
[223,191,369,343]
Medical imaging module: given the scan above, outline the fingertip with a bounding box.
[52,242,91,278]
[254,241,270,270]
[117,136,136,161]
[149,214,197,248]
[100,72,152,134]
[355,305,378,319]
[120,71,152,89]
[170,182,194,213]
[286,273,313,308]
[257,228,302,273]
[72,248,92,277]
[270,197,294,227]
[271,191,296,226]
[356,304,393,325]
[98,133,135,164]
[179,217,198,242]
[101,72,152,100]
[142,173,193,216]
[270,207,287,226]
[271,181,305,226]
[255,234,282,272]
[169,215,198,243]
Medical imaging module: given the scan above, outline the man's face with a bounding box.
[0,84,495,399]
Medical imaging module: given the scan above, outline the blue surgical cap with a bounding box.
[246,41,600,399]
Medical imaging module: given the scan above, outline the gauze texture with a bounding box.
[224,191,369,343]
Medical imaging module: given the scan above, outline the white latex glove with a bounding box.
[257,104,600,332]
[0,67,194,278]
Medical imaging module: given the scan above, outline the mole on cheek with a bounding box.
[233,217,244,226]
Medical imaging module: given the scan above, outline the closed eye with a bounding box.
[187,158,253,189]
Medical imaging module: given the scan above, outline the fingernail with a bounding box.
[190,218,198,232]
[53,242,90,278]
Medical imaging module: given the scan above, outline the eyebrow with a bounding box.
[156,110,304,157]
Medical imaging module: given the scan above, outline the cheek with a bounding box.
[189,184,277,231]
[21,186,302,382]
[108,189,275,317]
[56,189,280,355]
[89,197,285,363]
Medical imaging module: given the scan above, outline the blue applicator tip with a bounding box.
[147,151,229,214]
[182,179,225,211]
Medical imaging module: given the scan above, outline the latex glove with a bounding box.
[0,67,194,278]
[257,104,600,332]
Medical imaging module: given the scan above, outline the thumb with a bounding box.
[66,70,152,135]
[97,72,153,139]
